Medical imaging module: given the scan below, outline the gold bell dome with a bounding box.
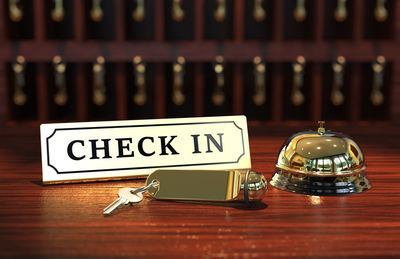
[270,121,371,195]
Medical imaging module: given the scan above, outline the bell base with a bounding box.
[270,169,371,196]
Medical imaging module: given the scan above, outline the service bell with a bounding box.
[270,121,371,196]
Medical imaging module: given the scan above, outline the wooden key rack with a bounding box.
[0,0,399,125]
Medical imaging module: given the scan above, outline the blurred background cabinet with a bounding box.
[0,0,399,126]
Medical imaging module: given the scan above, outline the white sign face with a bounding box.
[40,116,251,184]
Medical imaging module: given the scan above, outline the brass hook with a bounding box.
[253,56,266,106]
[293,0,307,22]
[132,0,145,22]
[253,0,266,22]
[9,0,23,22]
[331,56,346,106]
[12,56,27,106]
[374,0,388,22]
[90,0,104,22]
[53,56,68,106]
[51,0,65,22]
[92,56,106,106]
[212,56,225,106]
[214,0,226,22]
[172,0,185,22]
[133,56,147,106]
[371,56,386,106]
[334,0,347,22]
[172,56,186,106]
[291,56,306,106]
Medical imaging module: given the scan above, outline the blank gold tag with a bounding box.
[145,169,268,204]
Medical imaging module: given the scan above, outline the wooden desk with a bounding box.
[1,125,399,258]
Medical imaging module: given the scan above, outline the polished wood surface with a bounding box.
[0,125,400,258]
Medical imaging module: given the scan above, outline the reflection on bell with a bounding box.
[270,121,371,196]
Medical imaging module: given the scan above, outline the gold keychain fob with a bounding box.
[104,170,268,215]
[145,169,268,205]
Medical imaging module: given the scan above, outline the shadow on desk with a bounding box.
[152,199,268,211]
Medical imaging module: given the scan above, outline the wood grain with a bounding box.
[0,125,400,258]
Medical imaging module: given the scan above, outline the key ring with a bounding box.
[132,180,159,195]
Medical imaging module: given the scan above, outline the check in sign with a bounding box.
[40,116,251,184]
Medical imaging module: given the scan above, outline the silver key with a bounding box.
[103,187,143,215]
